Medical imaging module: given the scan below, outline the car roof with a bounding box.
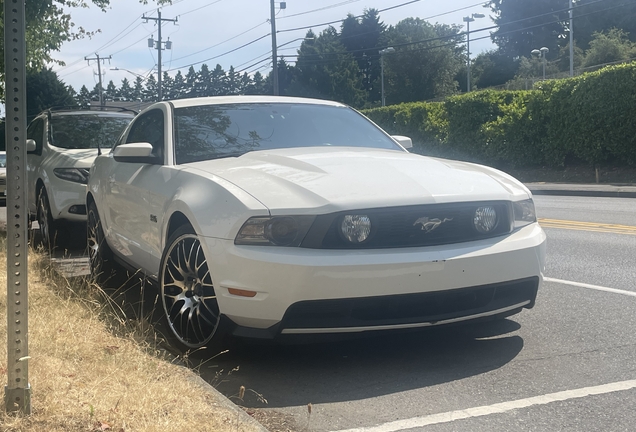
[49,110,135,118]
[166,95,347,109]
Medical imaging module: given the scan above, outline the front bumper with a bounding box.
[47,180,88,222]
[203,223,546,337]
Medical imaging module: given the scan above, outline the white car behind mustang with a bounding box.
[87,96,546,352]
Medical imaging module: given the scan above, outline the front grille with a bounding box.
[301,201,511,249]
[0,178,6,185]
[281,277,539,331]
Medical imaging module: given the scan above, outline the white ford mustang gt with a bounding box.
[87,95,546,352]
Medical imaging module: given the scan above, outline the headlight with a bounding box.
[513,199,537,229]
[473,206,498,233]
[235,216,314,246]
[53,168,90,185]
[340,214,372,243]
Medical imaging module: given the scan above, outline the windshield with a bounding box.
[173,103,400,164]
[0,154,5,168]
[50,114,133,149]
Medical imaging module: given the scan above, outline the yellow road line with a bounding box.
[538,218,636,235]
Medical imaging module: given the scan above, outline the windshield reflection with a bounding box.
[173,103,400,164]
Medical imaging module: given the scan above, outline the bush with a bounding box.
[362,61,636,170]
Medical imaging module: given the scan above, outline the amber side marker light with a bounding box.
[228,288,258,298]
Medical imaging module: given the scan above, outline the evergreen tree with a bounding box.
[119,78,133,101]
[162,71,175,100]
[77,85,91,106]
[105,80,117,101]
[196,64,211,97]
[172,71,186,99]
[210,64,227,96]
[185,66,198,98]
[291,27,366,107]
[226,66,240,95]
[382,19,463,103]
[132,76,145,101]
[144,74,158,102]
[26,68,76,118]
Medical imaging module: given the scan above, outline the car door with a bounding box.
[104,108,172,276]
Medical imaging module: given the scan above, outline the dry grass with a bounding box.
[0,235,263,432]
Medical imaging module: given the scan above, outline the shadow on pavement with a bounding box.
[199,318,524,408]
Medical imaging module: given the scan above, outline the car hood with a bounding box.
[48,148,98,167]
[187,147,532,213]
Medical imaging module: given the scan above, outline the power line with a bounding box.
[278,0,362,20]
[170,20,268,62]
[278,0,423,34]
[167,33,271,72]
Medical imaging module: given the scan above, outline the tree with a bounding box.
[0,0,170,100]
[291,27,366,107]
[184,66,198,98]
[105,80,117,101]
[162,71,174,100]
[574,0,636,50]
[171,71,186,99]
[26,68,76,119]
[119,78,133,101]
[132,77,145,101]
[470,50,520,90]
[488,0,569,60]
[144,74,158,102]
[382,19,464,103]
[209,64,227,96]
[196,64,211,97]
[582,28,635,68]
[340,9,386,102]
[77,85,91,106]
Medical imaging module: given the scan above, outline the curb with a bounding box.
[189,375,271,432]
[529,189,636,198]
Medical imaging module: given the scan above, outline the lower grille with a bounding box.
[281,277,539,331]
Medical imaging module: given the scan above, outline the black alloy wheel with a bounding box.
[160,225,223,351]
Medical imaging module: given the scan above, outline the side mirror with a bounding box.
[26,139,37,153]
[113,142,155,163]
[392,135,413,149]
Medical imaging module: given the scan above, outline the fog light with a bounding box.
[474,206,497,233]
[69,205,87,215]
[341,215,371,243]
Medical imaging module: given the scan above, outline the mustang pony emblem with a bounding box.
[413,217,453,233]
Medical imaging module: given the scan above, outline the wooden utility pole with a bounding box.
[85,54,112,107]
[143,10,177,101]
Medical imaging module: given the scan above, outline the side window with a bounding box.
[125,109,164,162]
[26,118,45,156]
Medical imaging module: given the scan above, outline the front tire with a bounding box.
[37,187,59,250]
[159,225,224,352]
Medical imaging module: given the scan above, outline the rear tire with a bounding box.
[87,201,127,289]
[158,225,226,353]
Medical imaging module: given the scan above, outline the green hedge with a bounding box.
[363,62,636,169]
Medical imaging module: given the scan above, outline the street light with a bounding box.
[463,12,485,92]
[379,46,395,107]
[531,47,550,79]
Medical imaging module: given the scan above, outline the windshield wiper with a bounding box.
[207,152,246,160]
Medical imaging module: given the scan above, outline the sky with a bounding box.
[52,0,497,92]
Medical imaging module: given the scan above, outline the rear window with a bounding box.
[50,114,133,149]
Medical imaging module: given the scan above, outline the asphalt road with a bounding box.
[197,195,636,432]
[5,196,636,431]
